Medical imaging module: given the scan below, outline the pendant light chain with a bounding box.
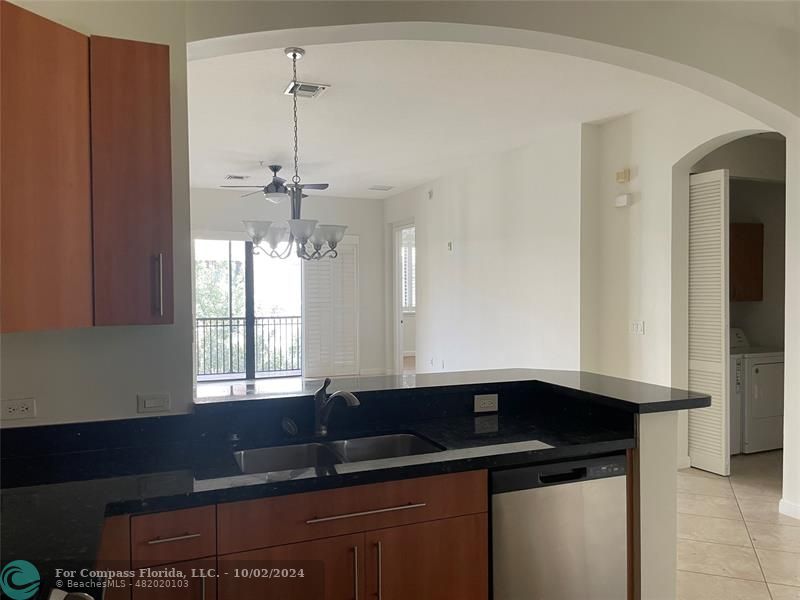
[291,52,300,186]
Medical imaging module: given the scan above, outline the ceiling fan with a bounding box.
[220,163,329,202]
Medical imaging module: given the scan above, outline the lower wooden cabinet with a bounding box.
[101,472,489,600]
[365,514,488,600]
[132,557,216,600]
[217,515,488,600]
[218,533,363,600]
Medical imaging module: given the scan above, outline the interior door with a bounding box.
[688,170,731,475]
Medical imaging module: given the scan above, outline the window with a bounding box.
[193,239,301,381]
[400,227,416,312]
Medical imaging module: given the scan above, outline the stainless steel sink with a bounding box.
[234,434,443,475]
[327,433,443,463]
[234,442,340,474]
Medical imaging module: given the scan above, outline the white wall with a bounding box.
[385,125,583,373]
[0,0,192,427]
[191,188,386,376]
[729,180,786,349]
[579,89,768,471]
[693,135,786,181]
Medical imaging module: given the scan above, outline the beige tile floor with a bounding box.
[677,451,800,599]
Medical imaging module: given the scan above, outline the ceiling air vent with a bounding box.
[369,185,394,192]
[284,81,329,98]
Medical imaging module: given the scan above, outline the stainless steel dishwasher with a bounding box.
[492,454,628,600]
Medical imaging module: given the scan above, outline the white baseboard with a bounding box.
[779,498,800,520]
[677,455,691,470]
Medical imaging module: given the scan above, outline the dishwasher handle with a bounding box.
[538,467,587,485]
[491,454,626,494]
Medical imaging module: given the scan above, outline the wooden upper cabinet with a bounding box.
[0,0,93,333]
[90,35,173,325]
[730,223,764,302]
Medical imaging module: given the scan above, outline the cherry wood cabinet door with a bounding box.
[365,514,488,600]
[0,0,93,332]
[218,533,364,600]
[132,557,216,600]
[90,35,173,325]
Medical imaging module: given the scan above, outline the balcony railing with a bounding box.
[195,316,302,379]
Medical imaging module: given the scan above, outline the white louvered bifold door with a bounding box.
[302,239,360,378]
[688,170,731,476]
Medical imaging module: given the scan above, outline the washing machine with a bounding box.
[730,328,784,455]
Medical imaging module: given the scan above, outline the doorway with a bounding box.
[686,133,786,477]
[393,223,416,375]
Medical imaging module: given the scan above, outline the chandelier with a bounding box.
[242,47,346,260]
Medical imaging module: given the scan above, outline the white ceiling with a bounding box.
[188,40,680,199]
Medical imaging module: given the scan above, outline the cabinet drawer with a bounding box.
[132,506,216,567]
[218,470,487,554]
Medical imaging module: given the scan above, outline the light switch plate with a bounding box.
[137,392,171,413]
[2,397,36,420]
[631,320,646,335]
[474,393,499,413]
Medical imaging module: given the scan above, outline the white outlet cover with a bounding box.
[2,397,37,420]
[137,393,171,413]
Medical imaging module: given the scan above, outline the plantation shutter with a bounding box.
[302,238,359,378]
[688,170,731,476]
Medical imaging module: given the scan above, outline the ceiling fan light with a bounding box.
[288,218,318,244]
[242,220,272,245]
[263,190,289,203]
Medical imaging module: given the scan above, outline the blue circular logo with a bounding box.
[0,560,40,600]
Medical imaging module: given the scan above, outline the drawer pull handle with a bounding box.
[352,545,359,600]
[305,502,427,524]
[376,541,383,600]
[146,532,201,545]
[156,253,165,317]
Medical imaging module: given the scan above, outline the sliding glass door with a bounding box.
[194,239,301,381]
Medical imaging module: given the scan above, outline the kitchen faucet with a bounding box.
[314,377,360,436]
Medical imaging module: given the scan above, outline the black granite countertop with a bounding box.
[194,368,711,414]
[0,370,709,598]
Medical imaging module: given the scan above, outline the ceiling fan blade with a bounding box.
[241,190,263,198]
[220,185,264,188]
[300,183,329,190]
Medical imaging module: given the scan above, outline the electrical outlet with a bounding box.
[137,392,171,414]
[2,397,37,420]
[474,393,499,413]
[631,320,646,335]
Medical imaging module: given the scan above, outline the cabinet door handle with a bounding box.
[305,502,427,524]
[146,532,201,545]
[156,253,164,317]
[376,541,383,600]
[352,545,358,600]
